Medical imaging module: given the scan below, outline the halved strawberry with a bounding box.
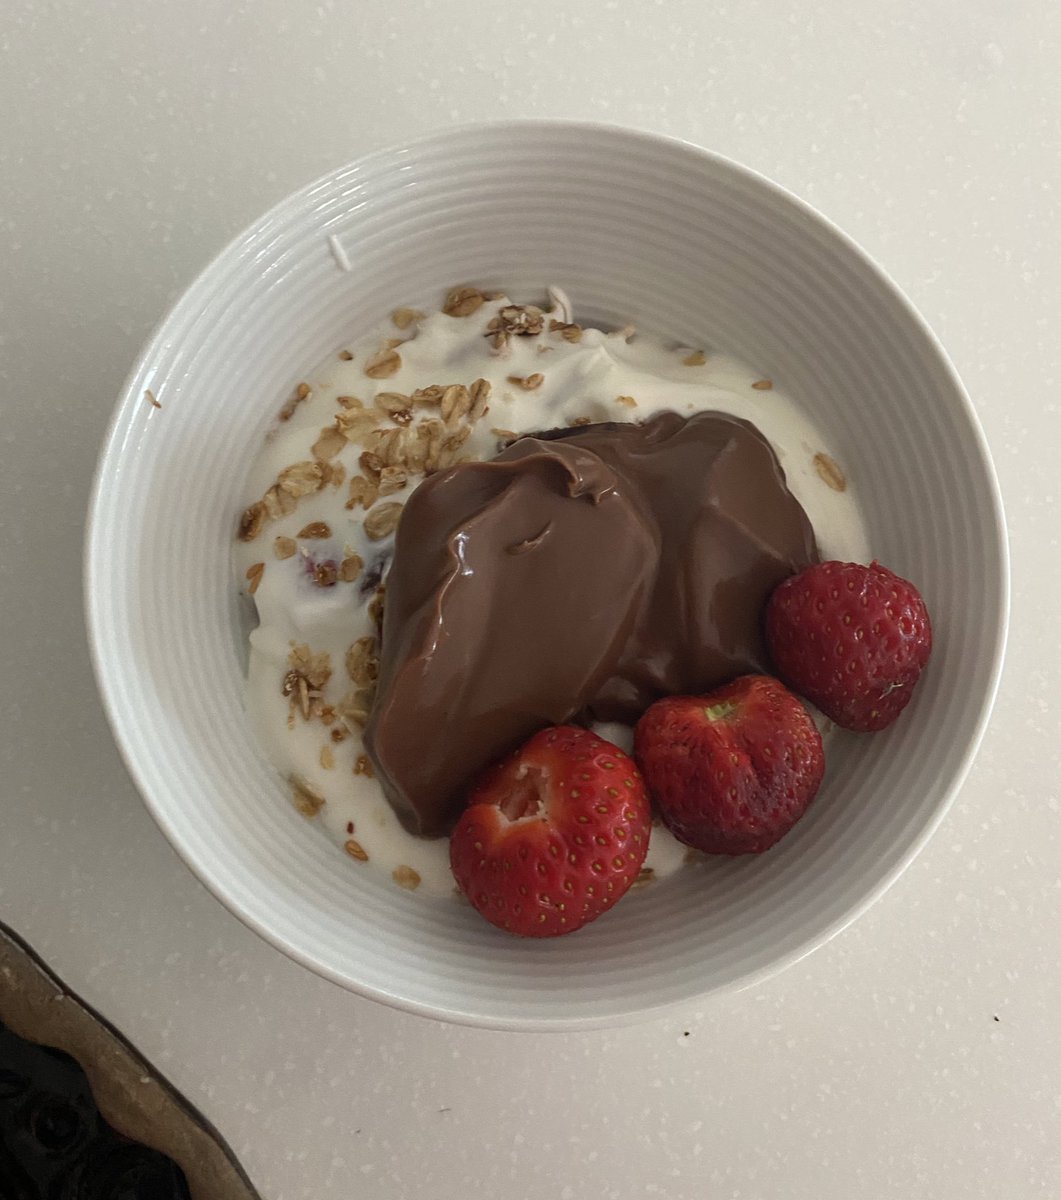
[449,725,652,937]
[634,675,824,855]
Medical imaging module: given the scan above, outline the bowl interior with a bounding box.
[86,123,1007,1029]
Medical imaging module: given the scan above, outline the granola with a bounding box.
[339,554,363,581]
[345,636,379,688]
[290,775,325,817]
[813,451,847,492]
[442,285,488,317]
[363,502,403,541]
[244,562,265,594]
[391,307,424,330]
[507,373,544,391]
[392,865,421,891]
[343,838,369,862]
[363,346,403,379]
[234,284,865,898]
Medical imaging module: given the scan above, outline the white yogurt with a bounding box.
[233,288,870,899]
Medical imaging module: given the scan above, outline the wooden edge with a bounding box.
[0,921,261,1200]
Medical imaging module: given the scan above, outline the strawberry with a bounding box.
[765,560,932,732]
[449,725,652,937]
[634,675,824,855]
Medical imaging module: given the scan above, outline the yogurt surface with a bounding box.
[233,287,870,898]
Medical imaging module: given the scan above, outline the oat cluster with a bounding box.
[282,644,334,726]
[238,458,342,542]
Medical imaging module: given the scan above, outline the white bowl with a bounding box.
[85,122,1008,1030]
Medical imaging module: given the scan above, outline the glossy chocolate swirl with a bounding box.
[365,411,817,836]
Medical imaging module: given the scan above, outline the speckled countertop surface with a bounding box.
[2,2,1059,1197]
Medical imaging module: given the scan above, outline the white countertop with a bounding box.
[2,2,1058,1196]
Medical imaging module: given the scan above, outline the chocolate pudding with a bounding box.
[366,411,817,836]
